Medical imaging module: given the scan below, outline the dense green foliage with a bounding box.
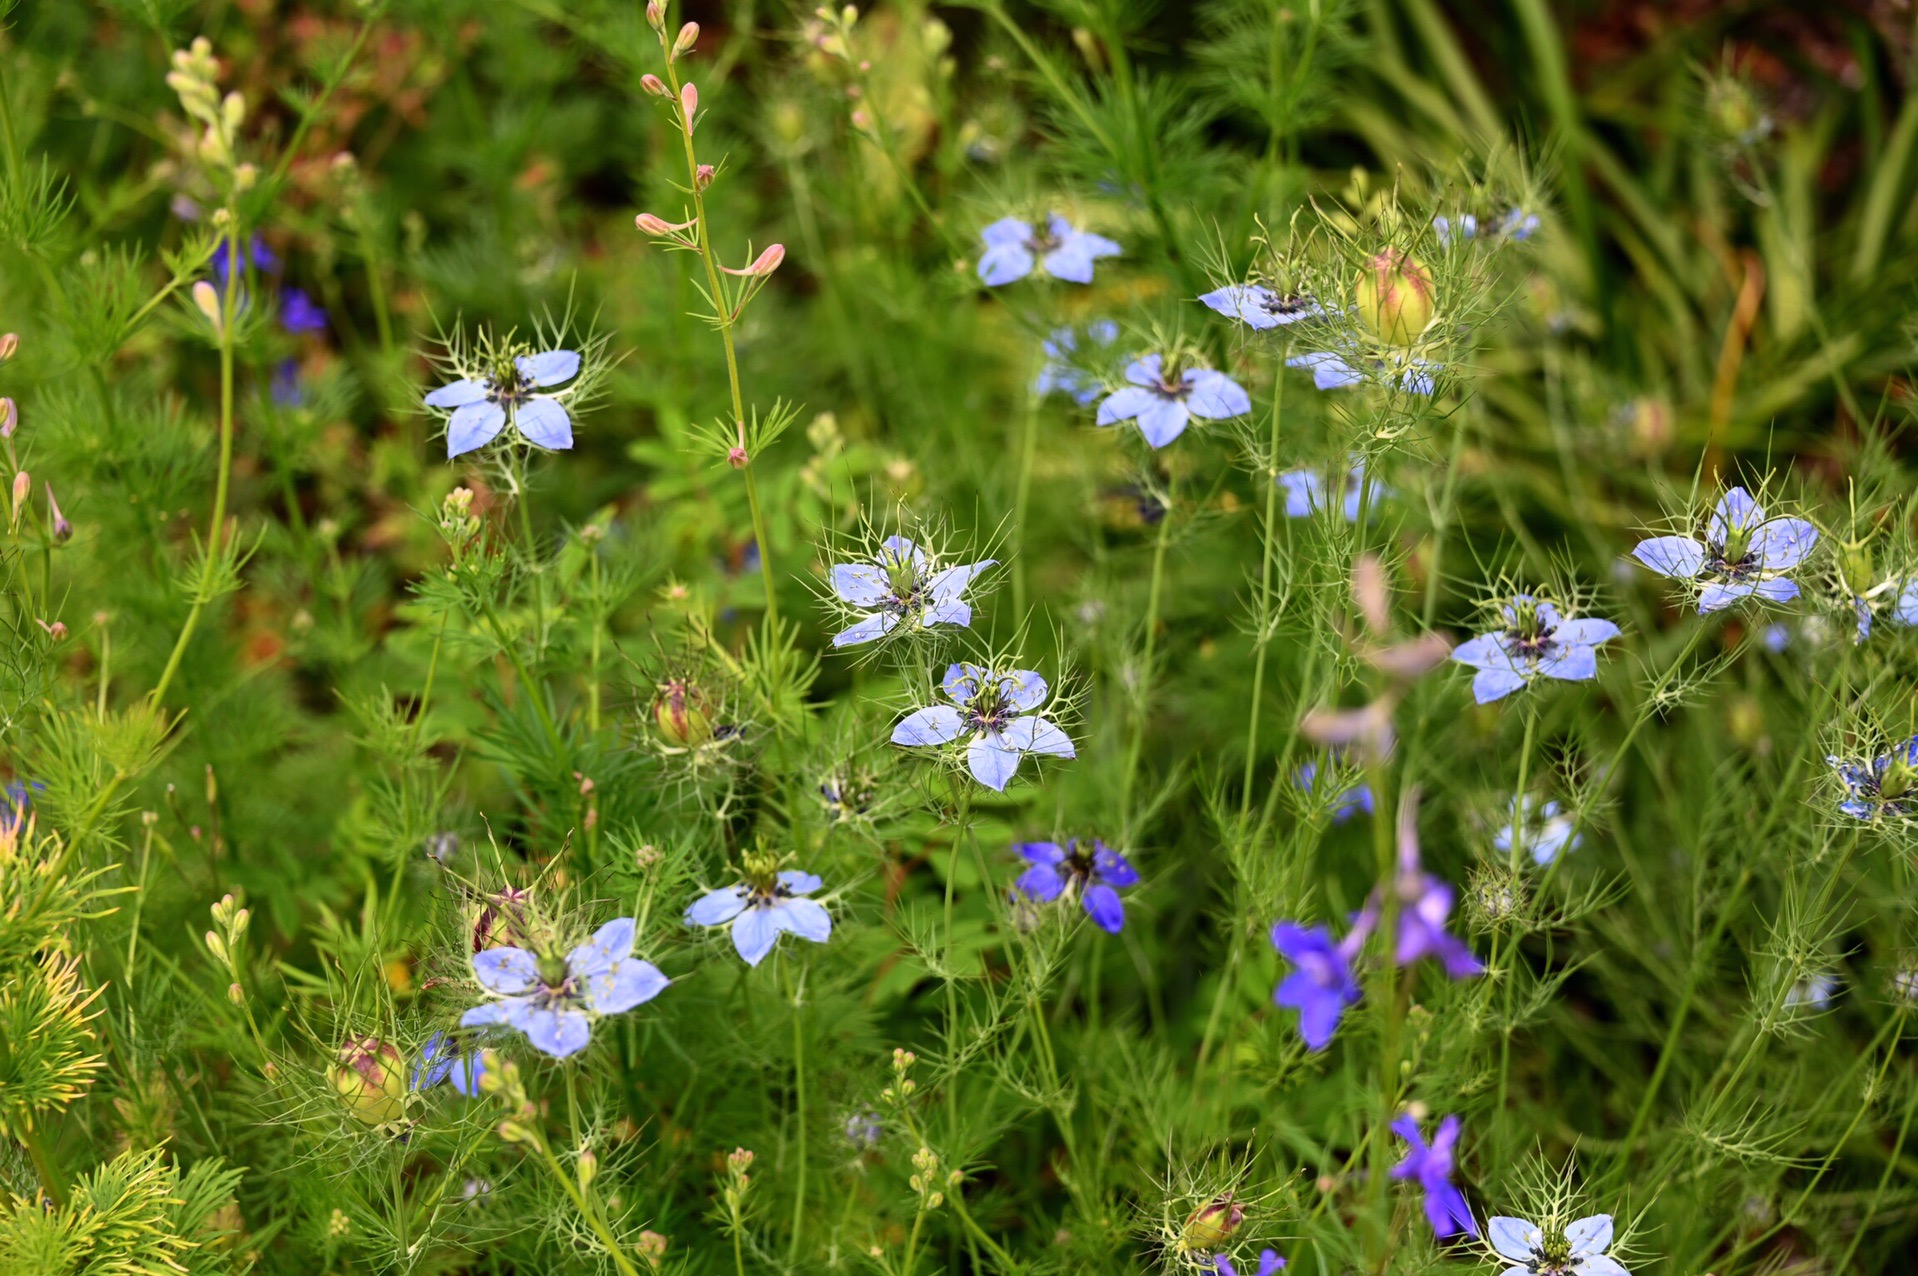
[5,1,1918,1272]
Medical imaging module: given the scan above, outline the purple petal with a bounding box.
[1015,862,1066,901]
[1082,883,1124,933]
[1092,843,1138,886]
[1017,841,1068,866]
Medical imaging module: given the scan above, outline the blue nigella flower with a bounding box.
[828,536,995,647]
[1786,973,1837,1009]
[1095,353,1250,448]
[460,917,667,1058]
[1498,209,1541,240]
[1433,214,1478,246]
[1761,623,1792,653]
[1199,283,1322,330]
[1494,796,1581,866]
[1270,922,1363,1051]
[1294,759,1373,823]
[1450,595,1620,704]
[892,663,1075,791]
[1490,1216,1626,1276]
[423,348,581,457]
[1034,320,1119,405]
[1013,839,1138,934]
[4,778,43,811]
[978,214,1120,286]
[1390,1114,1478,1238]
[414,1032,487,1097]
[1215,1250,1286,1276]
[843,1110,882,1149]
[1631,487,1819,613]
[686,869,832,967]
[270,359,305,409]
[1286,351,1436,395]
[280,288,327,334]
[1828,735,1918,822]
[1278,457,1390,522]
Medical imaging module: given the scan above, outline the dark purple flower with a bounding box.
[1388,793,1484,978]
[280,288,327,334]
[1215,1250,1285,1276]
[1013,838,1138,934]
[211,234,277,286]
[1270,923,1362,1050]
[1390,1114,1477,1238]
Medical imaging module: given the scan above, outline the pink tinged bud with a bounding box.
[11,469,28,515]
[192,280,223,334]
[720,243,786,277]
[675,22,699,54]
[680,82,698,129]
[1354,249,1436,346]
[695,163,714,190]
[640,73,668,98]
[0,333,16,361]
[39,619,67,641]
[727,445,749,469]
[0,397,14,438]
[635,212,697,235]
[645,0,665,30]
[44,483,70,542]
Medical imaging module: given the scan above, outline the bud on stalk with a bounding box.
[1354,249,1436,346]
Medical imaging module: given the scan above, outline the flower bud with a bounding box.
[330,1037,407,1125]
[653,677,714,747]
[205,930,227,963]
[1841,540,1876,597]
[638,1231,669,1268]
[44,483,69,543]
[695,163,714,190]
[720,243,786,278]
[640,73,668,98]
[674,22,699,54]
[680,82,698,130]
[0,333,18,362]
[39,619,67,642]
[727,1147,755,1172]
[577,1147,598,1189]
[727,445,748,469]
[497,1119,538,1144]
[0,397,15,438]
[192,280,224,334]
[1181,1194,1244,1249]
[9,470,25,525]
[1354,249,1435,346]
[645,1,665,31]
[228,981,244,1004]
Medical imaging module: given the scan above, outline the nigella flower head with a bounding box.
[1013,838,1138,934]
[1495,796,1581,866]
[1271,921,1365,1050]
[1489,1215,1628,1276]
[827,535,995,648]
[1034,320,1119,405]
[1286,351,1436,395]
[1214,1250,1285,1276]
[1785,973,1837,1009]
[1631,486,1819,613]
[891,662,1075,791]
[685,852,832,967]
[978,213,1121,285]
[1391,1114,1478,1238]
[425,347,581,458]
[1095,352,1250,449]
[414,1032,487,1097]
[1450,593,1620,704]
[1828,735,1918,821]
[1199,282,1322,330]
[1278,456,1390,522]
[1294,758,1373,823]
[461,917,668,1059]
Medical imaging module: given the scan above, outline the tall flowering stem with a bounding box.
[1240,362,1285,818]
[1121,470,1178,835]
[652,18,780,629]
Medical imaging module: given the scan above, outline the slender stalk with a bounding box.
[535,1137,641,1276]
[1010,373,1043,621]
[1828,1065,1918,1274]
[1366,766,1405,1264]
[941,787,976,1137]
[1241,359,1286,816]
[19,1122,67,1208]
[788,959,809,1264]
[588,548,604,733]
[1121,470,1178,834]
[1492,704,1538,1138]
[478,595,565,758]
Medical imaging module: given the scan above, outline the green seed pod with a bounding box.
[1355,249,1436,346]
[330,1037,406,1126]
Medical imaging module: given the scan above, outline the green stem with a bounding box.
[1010,376,1043,621]
[1829,1062,1918,1274]
[941,787,976,1138]
[788,961,809,1263]
[478,595,565,759]
[1241,359,1286,818]
[19,1122,67,1209]
[535,1137,641,1276]
[1121,470,1178,835]
[1366,764,1403,1263]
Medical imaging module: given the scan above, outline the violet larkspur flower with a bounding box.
[211,234,276,285]
[1286,351,1436,395]
[686,865,832,967]
[1450,595,1620,705]
[1034,320,1119,404]
[1095,353,1250,448]
[1199,282,1322,330]
[1013,838,1138,934]
[891,663,1074,791]
[414,1032,486,1097]
[280,288,327,334]
[1494,796,1581,866]
[1391,1114,1478,1238]
[1631,487,1818,613]
[828,536,994,647]
[1215,1250,1286,1276]
[461,917,667,1058]
[1278,457,1390,522]
[1387,793,1484,977]
[1270,922,1363,1050]
[1294,759,1373,823]
[1489,1215,1628,1276]
[977,214,1120,286]
[424,348,582,457]
[1827,735,1918,821]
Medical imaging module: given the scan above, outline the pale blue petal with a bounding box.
[941,662,985,702]
[447,401,507,457]
[1750,578,1800,603]
[1537,644,1598,682]
[1554,618,1620,646]
[1123,354,1164,385]
[980,217,1031,247]
[1041,243,1098,283]
[731,906,780,966]
[978,243,1033,286]
[1710,487,1761,545]
[425,377,490,408]
[687,886,749,926]
[566,918,634,978]
[1000,670,1048,711]
[1473,667,1529,703]
[1004,715,1074,757]
[1566,1216,1614,1258]
[1184,370,1251,418]
[831,613,897,647]
[1753,518,1818,570]
[893,706,966,746]
[1489,1218,1541,1262]
[1575,1259,1629,1276]
[1898,581,1918,625]
[472,948,541,995]
[460,999,527,1030]
[831,563,891,606]
[1698,581,1756,612]
[929,560,994,601]
[778,870,823,895]
[1135,396,1191,448]
[967,733,1023,791]
[772,896,832,943]
[516,396,573,450]
[1450,634,1509,670]
[880,536,928,569]
[522,1006,593,1058]
[585,959,667,1014]
[1632,535,1706,579]
[516,349,581,387]
[1096,385,1158,426]
[923,599,972,628]
[1278,471,1322,517]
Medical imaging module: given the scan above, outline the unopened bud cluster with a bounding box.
[166,38,247,178]
[908,1146,946,1210]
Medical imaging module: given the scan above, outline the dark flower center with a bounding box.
[1502,600,1558,657]
[487,360,530,408]
[1153,373,1192,399]
[1261,292,1313,315]
[1026,228,1062,253]
[964,688,1013,734]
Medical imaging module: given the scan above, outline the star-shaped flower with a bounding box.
[1095,353,1250,448]
[1013,838,1138,933]
[424,348,582,457]
[828,537,994,647]
[1450,595,1620,704]
[1488,1214,1628,1276]
[1631,487,1818,613]
[460,918,667,1058]
[977,214,1121,286]
[686,869,833,967]
[891,663,1075,791]
[1199,282,1322,330]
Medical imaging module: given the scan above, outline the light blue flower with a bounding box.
[1828,735,1918,822]
[1494,795,1581,865]
[1215,1249,1286,1276]
[978,214,1120,286]
[1034,320,1119,404]
[1095,353,1250,448]
[460,917,667,1059]
[686,870,832,967]
[892,663,1075,791]
[414,1032,487,1097]
[1489,1215,1627,1276]
[1786,973,1837,1009]
[828,536,995,647]
[1499,208,1541,240]
[423,348,581,458]
[1286,351,1436,395]
[1199,283,1321,330]
[1295,759,1373,822]
[1450,596,1620,704]
[1631,487,1818,613]
[1278,457,1390,521]
[1433,213,1477,246]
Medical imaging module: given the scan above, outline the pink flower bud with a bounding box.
[645,1,665,30]
[727,445,749,469]
[0,333,17,362]
[695,163,714,190]
[680,82,698,129]
[11,468,28,512]
[635,212,697,236]
[0,397,15,439]
[674,22,699,54]
[640,73,668,98]
[40,619,67,642]
[44,482,69,543]
[719,243,786,277]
